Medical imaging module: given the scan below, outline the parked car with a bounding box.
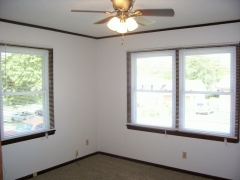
[5,118,43,135]
[11,111,35,122]
[4,130,15,135]
[16,118,43,132]
[195,102,215,115]
[35,109,43,116]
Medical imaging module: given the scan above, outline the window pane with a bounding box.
[136,92,172,127]
[185,53,231,92]
[3,94,44,137]
[183,94,231,134]
[1,52,43,92]
[136,56,172,90]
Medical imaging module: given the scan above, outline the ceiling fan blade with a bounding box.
[94,16,115,24]
[135,9,175,17]
[134,17,155,26]
[71,10,110,14]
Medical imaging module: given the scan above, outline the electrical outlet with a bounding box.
[33,172,37,177]
[182,152,187,159]
[86,139,89,145]
[76,150,78,157]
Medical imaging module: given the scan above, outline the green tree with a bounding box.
[1,54,43,106]
[136,55,228,91]
[137,58,172,80]
[185,56,228,90]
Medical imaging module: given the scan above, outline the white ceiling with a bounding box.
[0,0,240,38]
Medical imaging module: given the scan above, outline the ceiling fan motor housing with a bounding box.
[111,0,135,11]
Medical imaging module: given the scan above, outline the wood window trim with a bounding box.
[127,124,239,143]
[127,43,240,143]
[1,130,56,146]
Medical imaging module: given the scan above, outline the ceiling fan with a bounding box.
[71,0,174,43]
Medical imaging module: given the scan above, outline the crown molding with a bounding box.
[1,18,240,40]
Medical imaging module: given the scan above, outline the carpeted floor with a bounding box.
[30,154,212,180]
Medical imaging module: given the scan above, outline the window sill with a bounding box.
[1,129,56,146]
[127,124,239,143]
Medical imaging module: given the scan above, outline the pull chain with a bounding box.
[121,34,124,45]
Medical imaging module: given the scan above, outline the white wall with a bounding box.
[1,21,240,180]
[96,23,240,180]
[0,22,98,180]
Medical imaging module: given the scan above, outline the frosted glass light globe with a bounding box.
[107,17,120,31]
[117,21,127,33]
[126,18,138,31]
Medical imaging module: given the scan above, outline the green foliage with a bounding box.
[4,121,22,129]
[137,58,172,80]
[185,56,228,90]
[1,54,43,106]
[136,55,228,91]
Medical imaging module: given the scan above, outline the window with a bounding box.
[127,44,239,142]
[130,51,176,128]
[179,47,236,137]
[0,44,55,145]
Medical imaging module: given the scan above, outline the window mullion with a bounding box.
[0,49,4,141]
[131,54,137,124]
[184,91,231,95]
[2,91,46,96]
[136,90,173,93]
[175,50,179,129]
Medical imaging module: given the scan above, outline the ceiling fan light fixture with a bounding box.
[107,17,120,31]
[117,21,128,33]
[126,17,138,31]
[107,16,138,33]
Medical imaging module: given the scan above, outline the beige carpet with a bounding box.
[30,154,212,180]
